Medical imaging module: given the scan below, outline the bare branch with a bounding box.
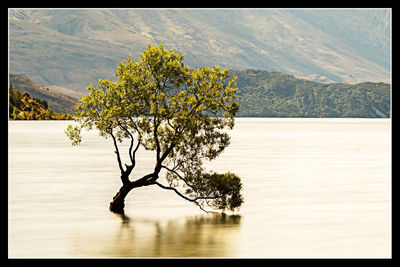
[117,121,136,166]
[167,118,177,131]
[128,117,140,132]
[161,165,194,189]
[132,139,140,160]
[153,116,161,161]
[130,172,156,187]
[107,129,124,174]
[159,143,175,163]
[154,181,218,213]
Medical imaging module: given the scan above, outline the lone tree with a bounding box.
[65,43,243,214]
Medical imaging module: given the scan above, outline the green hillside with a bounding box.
[9,85,72,120]
[233,69,390,118]
[9,74,79,114]
[8,70,391,119]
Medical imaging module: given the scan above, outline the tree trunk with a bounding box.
[109,172,156,214]
[109,184,131,214]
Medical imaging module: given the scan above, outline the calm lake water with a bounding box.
[8,118,391,258]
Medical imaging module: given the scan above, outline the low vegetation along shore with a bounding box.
[9,85,72,120]
[8,69,391,120]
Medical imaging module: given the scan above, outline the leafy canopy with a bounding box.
[65,43,243,212]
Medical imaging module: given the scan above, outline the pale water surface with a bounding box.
[8,118,391,258]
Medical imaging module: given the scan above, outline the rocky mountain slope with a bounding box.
[9,8,390,97]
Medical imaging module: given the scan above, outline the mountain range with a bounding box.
[9,8,391,97]
[231,69,390,118]
[9,69,390,118]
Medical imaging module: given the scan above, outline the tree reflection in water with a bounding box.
[72,213,242,258]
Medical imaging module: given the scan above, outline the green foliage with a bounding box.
[66,43,243,213]
[9,73,79,115]
[175,171,243,212]
[9,85,72,120]
[233,70,391,118]
[64,124,82,145]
